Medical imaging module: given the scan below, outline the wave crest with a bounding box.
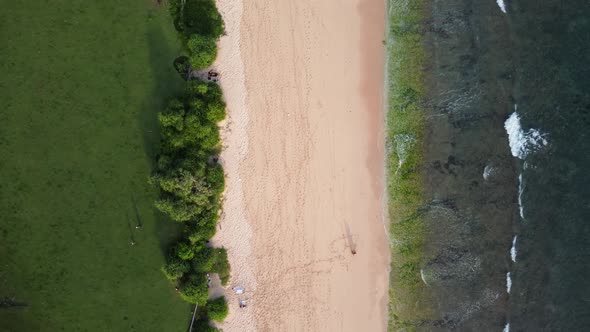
[505,112,548,160]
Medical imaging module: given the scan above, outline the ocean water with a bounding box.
[416,0,590,330]
[506,1,590,330]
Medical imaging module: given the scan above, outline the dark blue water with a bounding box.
[506,1,590,330]
[414,0,590,330]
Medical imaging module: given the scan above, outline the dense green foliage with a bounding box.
[206,296,229,322]
[193,319,221,332]
[0,2,190,331]
[151,0,231,326]
[188,35,218,69]
[386,0,430,330]
[170,0,224,38]
[152,77,230,307]
[179,274,209,304]
[162,256,191,281]
[169,0,224,73]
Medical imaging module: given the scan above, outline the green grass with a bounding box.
[0,2,192,331]
[386,0,432,330]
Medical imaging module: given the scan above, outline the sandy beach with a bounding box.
[213,0,389,330]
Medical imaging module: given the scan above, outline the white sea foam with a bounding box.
[506,272,512,293]
[518,174,524,219]
[420,269,430,286]
[483,165,496,180]
[511,236,517,262]
[505,112,548,160]
[503,323,510,332]
[496,0,507,13]
[394,134,416,173]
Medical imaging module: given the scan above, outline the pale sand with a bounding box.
[213,0,389,330]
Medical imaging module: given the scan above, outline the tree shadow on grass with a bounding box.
[141,15,185,255]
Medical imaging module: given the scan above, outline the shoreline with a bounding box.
[215,0,390,330]
[386,0,518,329]
[213,0,256,329]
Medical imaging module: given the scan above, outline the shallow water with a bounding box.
[416,0,590,330]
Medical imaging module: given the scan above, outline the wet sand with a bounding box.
[213,0,389,330]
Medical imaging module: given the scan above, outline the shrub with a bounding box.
[205,99,226,122]
[187,34,217,70]
[211,248,230,286]
[154,197,203,222]
[176,241,195,260]
[161,257,190,281]
[192,247,216,272]
[173,56,191,79]
[192,319,220,332]
[206,296,229,322]
[179,274,208,304]
[171,0,224,38]
[186,216,217,243]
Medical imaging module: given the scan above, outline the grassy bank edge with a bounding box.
[385,0,431,330]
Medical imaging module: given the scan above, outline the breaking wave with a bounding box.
[506,272,512,293]
[511,236,517,262]
[496,0,507,13]
[518,174,525,219]
[505,111,548,160]
[503,323,510,332]
[483,165,497,180]
[393,134,416,173]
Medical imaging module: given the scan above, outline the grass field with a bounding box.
[0,2,192,331]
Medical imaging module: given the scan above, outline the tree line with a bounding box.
[151,1,229,329]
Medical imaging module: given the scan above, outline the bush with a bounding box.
[154,197,203,222]
[206,296,229,322]
[192,319,220,332]
[211,248,230,286]
[173,56,191,79]
[192,247,216,272]
[179,274,208,304]
[171,0,224,38]
[176,241,195,260]
[186,216,217,243]
[187,34,217,70]
[161,257,190,281]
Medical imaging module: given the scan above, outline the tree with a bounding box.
[173,0,224,38]
[207,296,229,322]
[176,241,196,260]
[152,169,213,203]
[205,99,226,122]
[187,34,217,70]
[162,257,190,281]
[179,274,208,304]
[155,197,203,222]
[192,247,216,272]
[186,215,217,243]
